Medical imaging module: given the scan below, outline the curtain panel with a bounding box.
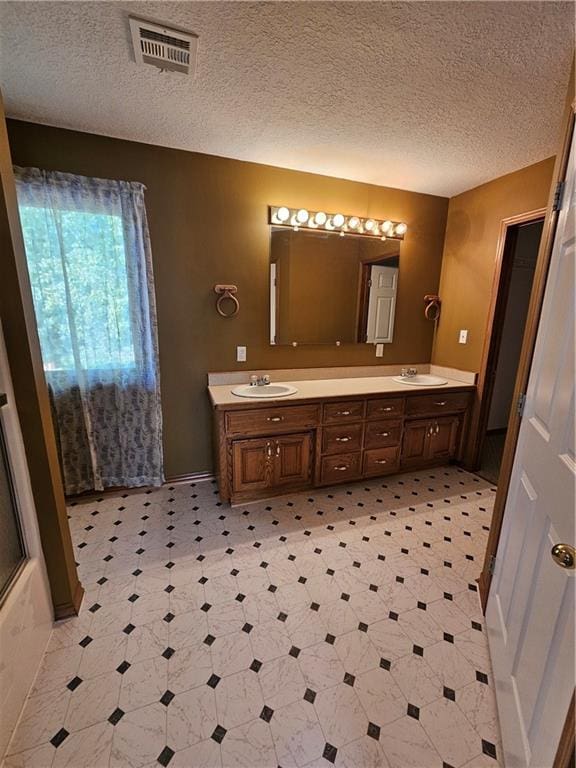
[14,166,164,495]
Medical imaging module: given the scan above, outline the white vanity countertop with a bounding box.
[208,375,474,407]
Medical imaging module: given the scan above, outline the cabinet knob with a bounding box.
[335,436,352,442]
[267,416,283,422]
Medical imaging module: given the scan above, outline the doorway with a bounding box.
[475,215,545,484]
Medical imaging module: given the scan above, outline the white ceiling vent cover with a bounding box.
[129,17,198,75]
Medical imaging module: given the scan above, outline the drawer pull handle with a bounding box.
[266,442,272,458]
[276,442,281,456]
[379,407,393,412]
[435,401,447,406]
[336,410,351,416]
[375,459,387,464]
[334,465,349,471]
[378,431,390,437]
[267,416,283,422]
[335,436,352,442]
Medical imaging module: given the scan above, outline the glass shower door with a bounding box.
[0,392,26,603]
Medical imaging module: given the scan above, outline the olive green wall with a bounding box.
[431,157,555,372]
[7,120,449,476]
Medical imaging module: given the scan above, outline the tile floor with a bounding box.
[5,467,503,768]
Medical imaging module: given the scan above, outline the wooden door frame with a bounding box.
[465,208,546,471]
[478,86,575,611]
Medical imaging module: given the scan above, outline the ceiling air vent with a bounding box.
[129,17,198,75]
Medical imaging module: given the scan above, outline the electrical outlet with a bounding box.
[236,346,247,362]
[459,330,468,344]
[375,343,384,358]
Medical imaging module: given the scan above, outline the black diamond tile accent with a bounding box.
[482,740,497,759]
[236,593,246,602]
[207,674,221,688]
[369,584,378,592]
[67,676,83,691]
[303,688,316,703]
[358,622,368,633]
[211,725,227,744]
[407,703,420,720]
[199,576,208,584]
[288,554,296,561]
[250,659,262,672]
[343,672,355,686]
[472,621,482,631]
[165,584,175,594]
[242,623,253,634]
[79,635,93,647]
[165,561,175,569]
[443,632,454,644]
[325,633,336,645]
[231,568,239,576]
[123,623,136,635]
[412,645,424,657]
[289,646,301,658]
[50,728,69,748]
[277,612,288,622]
[162,647,175,660]
[268,584,277,593]
[443,592,453,601]
[163,612,175,623]
[340,593,350,602]
[367,722,381,741]
[132,569,142,577]
[326,568,335,576]
[380,658,391,670]
[298,576,307,585]
[128,593,139,603]
[204,634,216,646]
[443,686,456,701]
[389,611,399,621]
[310,602,320,612]
[226,548,234,555]
[352,561,361,568]
[476,671,489,684]
[417,601,427,610]
[260,561,269,569]
[108,707,125,725]
[96,577,108,585]
[116,661,131,675]
[103,555,113,562]
[314,547,322,554]
[396,576,404,584]
[136,548,145,555]
[201,603,212,612]
[157,746,175,767]
[323,743,338,764]
[88,603,101,613]
[160,690,175,706]
[260,705,274,722]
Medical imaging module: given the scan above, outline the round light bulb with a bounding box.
[332,213,345,228]
[277,206,290,222]
[381,220,392,234]
[315,211,327,226]
[395,222,407,236]
[296,208,309,224]
[339,231,345,237]
[381,235,387,241]
[348,216,359,229]
[365,219,375,231]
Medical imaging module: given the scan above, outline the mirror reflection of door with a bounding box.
[360,262,398,343]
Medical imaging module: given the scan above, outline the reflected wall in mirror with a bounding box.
[269,228,399,346]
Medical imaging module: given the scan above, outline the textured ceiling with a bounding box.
[0,1,573,196]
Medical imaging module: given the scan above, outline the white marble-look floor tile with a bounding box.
[270,699,325,768]
[314,683,367,748]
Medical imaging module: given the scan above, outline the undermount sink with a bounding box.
[231,383,298,398]
[392,374,448,386]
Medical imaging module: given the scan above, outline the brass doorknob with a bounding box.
[551,543,576,569]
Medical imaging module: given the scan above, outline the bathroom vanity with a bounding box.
[209,376,474,504]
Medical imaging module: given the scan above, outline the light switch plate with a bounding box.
[236,346,247,362]
[375,343,384,358]
[459,330,468,344]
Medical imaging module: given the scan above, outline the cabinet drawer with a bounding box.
[226,404,320,436]
[323,400,365,424]
[366,397,405,420]
[405,392,470,417]
[363,446,400,477]
[364,419,402,449]
[320,452,362,484]
[322,423,363,455]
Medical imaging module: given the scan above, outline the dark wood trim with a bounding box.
[54,577,85,620]
[553,692,575,768]
[478,70,575,611]
[465,208,546,470]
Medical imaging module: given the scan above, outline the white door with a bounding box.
[486,130,575,768]
[366,265,398,343]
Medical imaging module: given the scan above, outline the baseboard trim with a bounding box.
[165,471,215,485]
[54,579,84,619]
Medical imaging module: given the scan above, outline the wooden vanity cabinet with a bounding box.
[213,387,473,503]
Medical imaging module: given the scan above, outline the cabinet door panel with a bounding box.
[401,419,430,466]
[273,433,313,489]
[428,417,460,460]
[232,438,272,494]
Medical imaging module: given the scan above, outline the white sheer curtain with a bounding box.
[14,166,164,495]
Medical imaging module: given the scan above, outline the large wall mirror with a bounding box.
[269,228,400,346]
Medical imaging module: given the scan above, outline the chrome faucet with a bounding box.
[249,374,271,387]
[400,367,418,378]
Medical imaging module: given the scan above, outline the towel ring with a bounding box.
[214,284,239,318]
[424,294,441,322]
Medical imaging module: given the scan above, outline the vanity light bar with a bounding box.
[269,206,407,240]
